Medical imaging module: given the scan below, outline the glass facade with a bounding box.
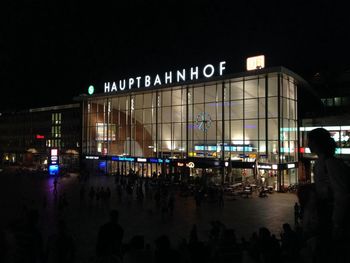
[82,70,299,188]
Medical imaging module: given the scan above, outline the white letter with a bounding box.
[165,71,172,84]
[119,79,126,90]
[154,74,161,86]
[219,61,226,75]
[136,77,141,88]
[128,78,134,89]
[145,75,151,87]
[111,82,117,92]
[190,66,199,80]
[203,64,215,78]
[104,82,110,93]
[177,69,186,82]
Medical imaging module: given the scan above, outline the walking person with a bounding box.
[96,210,124,262]
[53,177,58,195]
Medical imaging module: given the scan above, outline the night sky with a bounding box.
[1,1,349,111]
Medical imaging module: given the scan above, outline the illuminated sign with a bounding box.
[104,61,226,93]
[36,135,45,139]
[137,158,147,162]
[258,165,272,169]
[50,148,58,165]
[49,165,59,176]
[194,145,253,152]
[186,162,195,168]
[272,164,278,170]
[287,163,295,169]
[86,156,100,160]
[88,85,95,95]
[246,55,265,71]
[119,157,135,162]
[51,149,58,156]
[177,162,184,167]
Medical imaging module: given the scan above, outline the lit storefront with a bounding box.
[79,61,303,190]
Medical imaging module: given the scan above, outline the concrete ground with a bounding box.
[0,172,298,262]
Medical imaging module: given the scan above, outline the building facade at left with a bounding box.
[0,104,81,173]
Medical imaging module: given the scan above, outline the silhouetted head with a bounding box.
[307,128,336,157]
[258,227,271,239]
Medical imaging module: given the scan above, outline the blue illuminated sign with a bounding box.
[149,158,158,163]
[118,157,135,162]
[99,161,106,169]
[49,165,59,176]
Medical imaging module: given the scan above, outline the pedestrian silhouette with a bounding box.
[307,127,350,262]
[96,210,124,260]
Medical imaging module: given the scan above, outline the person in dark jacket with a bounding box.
[96,210,124,260]
[307,128,350,262]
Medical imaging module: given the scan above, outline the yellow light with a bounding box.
[247,55,265,71]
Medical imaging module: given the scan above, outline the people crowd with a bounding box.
[1,128,350,262]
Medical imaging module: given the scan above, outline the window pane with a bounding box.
[162,107,171,123]
[245,99,258,119]
[282,98,289,119]
[245,119,258,140]
[162,91,171,106]
[231,100,243,119]
[259,119,266,140]
[162,124,171,141]
[172,106,182,122]
[231,81,243,100]
[268,75,278,97]
[259,99,266,118]
[207,121,217,141]
[143,93,153,108]
[143,109,152,124]
[135,94,143,109]
[245,79,258,98]
[173,123,182,141]
[258,77,266,98]
[268,119,278,140]
[172,89,182,106]
[282,77,289,98]
[268,97,278,118]
[205,85,216,102]
[231,120,243,141]
[194,86,204,104]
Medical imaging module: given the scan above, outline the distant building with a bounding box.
[0,104,81,172]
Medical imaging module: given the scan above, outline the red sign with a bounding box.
[36,135,45,139]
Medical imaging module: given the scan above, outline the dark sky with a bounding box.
[1,0,349,110]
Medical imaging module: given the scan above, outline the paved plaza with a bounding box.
[0,172,298,262]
